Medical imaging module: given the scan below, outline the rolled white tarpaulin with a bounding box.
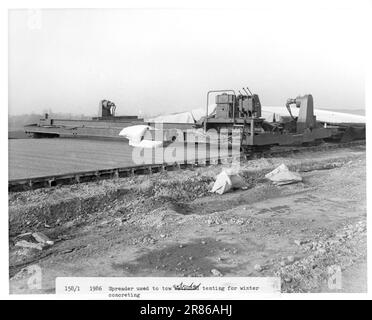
[119,125,163,148]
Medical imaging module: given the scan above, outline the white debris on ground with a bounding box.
[210,268,223,276]
[211,169,246,194]
[265,164,303,186]
[15,232,54,251]
[32,232,54,246]
[15,240,44,251]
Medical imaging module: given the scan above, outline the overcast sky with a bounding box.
[9,4,367,116]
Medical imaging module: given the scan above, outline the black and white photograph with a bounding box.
[2,0,371,302]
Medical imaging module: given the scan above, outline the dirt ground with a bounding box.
[9,145,366,293]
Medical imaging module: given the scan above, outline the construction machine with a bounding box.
[196,88,335,154]
[97,99,117,118]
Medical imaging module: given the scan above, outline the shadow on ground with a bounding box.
[112,237,250,276]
